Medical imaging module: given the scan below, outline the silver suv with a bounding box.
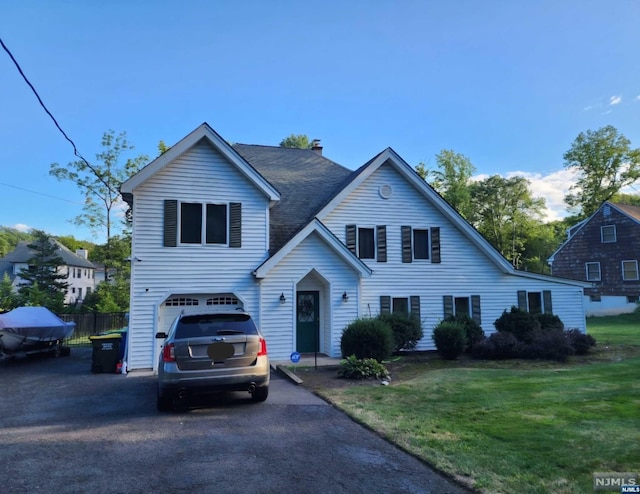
[155,309,269,411]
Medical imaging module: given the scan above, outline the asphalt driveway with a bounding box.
[0,348,469,494]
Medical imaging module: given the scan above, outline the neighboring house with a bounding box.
[121,123,590,372]
[0,241,95,305]
[93,264,118,285]
[549,201,640,316]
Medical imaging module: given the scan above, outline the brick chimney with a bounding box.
[310,139,323,155]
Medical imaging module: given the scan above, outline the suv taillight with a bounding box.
[257,337,267,357]
[162,343,176,362]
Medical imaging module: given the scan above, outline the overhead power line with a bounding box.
[0,36,116,195]
[0,181,85,206]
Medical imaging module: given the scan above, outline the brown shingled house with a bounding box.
[549,201,640,315]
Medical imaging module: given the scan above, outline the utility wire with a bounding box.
[0,181,85,206]
[0,36,116,195]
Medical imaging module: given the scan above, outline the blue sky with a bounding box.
[1,0,639,243]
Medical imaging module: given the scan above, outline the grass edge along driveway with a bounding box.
[316,313,640,494]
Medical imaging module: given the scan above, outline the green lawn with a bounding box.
[319,313,640,494]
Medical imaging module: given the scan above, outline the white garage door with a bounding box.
[154,293,242,373]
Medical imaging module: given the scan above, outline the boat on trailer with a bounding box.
[0,307,75,357]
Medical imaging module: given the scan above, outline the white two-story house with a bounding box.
[0,241,95,305]
[121,123,589,372]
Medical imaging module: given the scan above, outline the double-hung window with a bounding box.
[346,225,387,262]
[413,229,429,260]
[443,295,482,324]
[164,199,242,248]
[622,260,639,281]
[601,225,616,243]
[585,262,601,281]
[517,290,553,315]
[358,227,375,259]
[401,226,440,263]
[181,202,227,245]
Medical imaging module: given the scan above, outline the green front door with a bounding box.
[296,291,319,353]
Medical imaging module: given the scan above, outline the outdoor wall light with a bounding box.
[342,291,349,302]
[280,293,286,304]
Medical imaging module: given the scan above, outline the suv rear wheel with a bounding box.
[251,385,269,403]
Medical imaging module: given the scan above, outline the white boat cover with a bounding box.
[0,307,75,336]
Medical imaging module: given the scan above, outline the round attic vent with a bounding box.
[379,184,392,199]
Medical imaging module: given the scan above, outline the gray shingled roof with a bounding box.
[1,240,95,272]
[233,144,359,253]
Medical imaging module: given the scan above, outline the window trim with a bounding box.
[601,225,617,243]
[357,226,376,259]
[179,201,229,246]
[585,262,601,281]
[622,260,639,281]
[412,228,430,260]
[517,290,553,314]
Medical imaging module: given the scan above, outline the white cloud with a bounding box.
[635,95,640,101]
[12,223,31,232]
[508,169,578,222]
[609,95,622,105]
[470,169,578,222]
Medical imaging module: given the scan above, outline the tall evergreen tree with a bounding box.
[17,230,69,312]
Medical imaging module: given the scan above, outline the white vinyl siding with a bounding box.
[323,162,586,350]
[127,140,269,370]
[622,260,639,281]
[258,232,360,359]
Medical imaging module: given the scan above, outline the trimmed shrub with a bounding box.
[432,321,466,360]
[472,331,520,359]
[537,313,564,332]
[340,318,393,362]
[519,330,573,361]
[494,307,541,343]
[338,355,390,380]
[565,329,596,355]
[377,312,424,353]
[443,314,484,353]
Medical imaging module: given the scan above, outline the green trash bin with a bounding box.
[89,334,121,373]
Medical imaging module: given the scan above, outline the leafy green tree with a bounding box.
[520,220,565,274]
[49,130,148,280]
[279,134,311,149]
[0,226,33,257]
[415,161,429,180]
[469,175,545,268]
[0,272,18,311]
[563,125,640,218]
[429,149,477,219]
[157,140,170,155]
[17,230,69,312]
[610,192,640,207]
[82,275,130,313]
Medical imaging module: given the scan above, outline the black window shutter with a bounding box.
[471,295,481,325]
[517,291,527,310]
[443,295,454,317]
[401,226,412,263]
[346,225,356,255]
[410,296,421,320]
[376,225,387,262]
[163,200,177,247]
[431,227,441,263]
[229,202,242,248]
[543,290,553,314]
[380,296,391,314]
